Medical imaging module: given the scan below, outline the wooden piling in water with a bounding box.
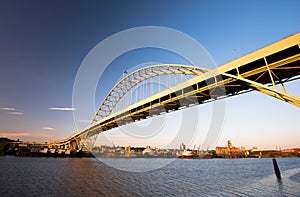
[272,157,281,180]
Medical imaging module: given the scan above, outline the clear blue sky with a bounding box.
[0,0,299,149]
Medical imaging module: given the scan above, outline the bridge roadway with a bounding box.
[51,32,300,150]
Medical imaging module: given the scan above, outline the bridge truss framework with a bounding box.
[50,32,300,151]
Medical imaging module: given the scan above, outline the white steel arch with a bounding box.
[93,64,209,122]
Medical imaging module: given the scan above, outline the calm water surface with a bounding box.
[0,156,299,196]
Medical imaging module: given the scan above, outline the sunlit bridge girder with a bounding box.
[51,32,300,151]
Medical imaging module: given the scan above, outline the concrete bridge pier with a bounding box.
[70,140,79,151]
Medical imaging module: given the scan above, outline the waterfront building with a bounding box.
[180,143,186,151]
[142,146,155,156]
[215,140,245,158]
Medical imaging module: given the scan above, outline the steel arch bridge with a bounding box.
[93,64,209,122]
[50,32,300,151]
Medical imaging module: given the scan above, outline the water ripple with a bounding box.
[0,157,299,196]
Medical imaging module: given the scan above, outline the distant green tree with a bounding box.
[0,137,16,152]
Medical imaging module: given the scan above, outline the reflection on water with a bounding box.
[290,172,300,183]
[0,157,299,196]
[96,158,176,172]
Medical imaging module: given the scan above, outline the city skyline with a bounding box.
[0,1,300,149]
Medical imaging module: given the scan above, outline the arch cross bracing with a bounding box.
[93,64,209,122]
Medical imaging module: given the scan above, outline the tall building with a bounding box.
[180,143,186,151]
[227,140,233,149]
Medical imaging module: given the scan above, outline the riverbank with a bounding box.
[1,151,299,159]
[1,138,299,159]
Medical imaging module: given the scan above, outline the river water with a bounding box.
[0,156,299,196]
